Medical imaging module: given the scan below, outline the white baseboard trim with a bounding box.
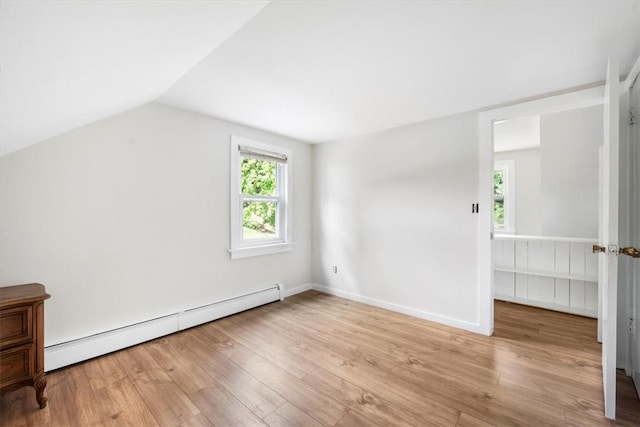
[311,284,482,334]
[281,283,313,298]
[45,314,180,372]
[494,293,597,318]
[179,286,280,330]
[45,284,286,371]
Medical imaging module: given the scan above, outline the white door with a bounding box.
[599,57,620,420]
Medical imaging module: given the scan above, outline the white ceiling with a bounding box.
[160,1,639,143]
[0,0,268,155]
[1,1,639,155]
[494,116,540,153]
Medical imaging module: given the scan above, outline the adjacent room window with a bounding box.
[229,136,293,259]
[494,159,515,234]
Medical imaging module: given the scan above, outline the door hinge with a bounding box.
[629,318,635,335]
[629,110,636,126]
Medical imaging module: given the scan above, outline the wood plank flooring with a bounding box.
[1,291,639,426]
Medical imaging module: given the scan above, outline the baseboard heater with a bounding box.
[45,284,282,371]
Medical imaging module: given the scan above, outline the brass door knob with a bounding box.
[621,247,640,258]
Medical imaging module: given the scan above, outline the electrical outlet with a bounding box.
[332,265,338,274]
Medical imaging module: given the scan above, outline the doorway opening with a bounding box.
[491,108,601,319]
[477,85,605,336]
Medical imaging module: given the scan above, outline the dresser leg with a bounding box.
[34,375,47,409]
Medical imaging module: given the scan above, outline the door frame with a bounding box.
[477,85,606,335]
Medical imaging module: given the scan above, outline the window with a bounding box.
[493,159,515,234]
[493,169,506,229]
[230,136,293,259]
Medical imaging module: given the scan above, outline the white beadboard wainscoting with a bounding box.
[493,235,598,317]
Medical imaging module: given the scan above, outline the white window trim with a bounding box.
[494,159,516,235]
[229,135,293,259]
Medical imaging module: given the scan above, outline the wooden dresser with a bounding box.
[0,283,50,409]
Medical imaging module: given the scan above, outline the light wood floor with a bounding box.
[2,291,639,426]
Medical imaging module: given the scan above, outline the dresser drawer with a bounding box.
[0,305,33,350]
[0,344,34,389]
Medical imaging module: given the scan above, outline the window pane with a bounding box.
[493,170,504,196]
[494,199,505,228]
[243,201,277,240]
[241,158,277,196]
[494,169,505,228]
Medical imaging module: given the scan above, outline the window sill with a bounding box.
[229,242,294,259]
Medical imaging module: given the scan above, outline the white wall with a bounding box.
[540,104,603,238]
[0,102,312,346]
[494,148,541,236]
[311,113,480,330]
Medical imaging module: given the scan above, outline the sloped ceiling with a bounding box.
[160,0,639,143]
[0,0,268,155]
[1,1,639,155]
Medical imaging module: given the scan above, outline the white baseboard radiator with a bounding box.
[45,284,283,371]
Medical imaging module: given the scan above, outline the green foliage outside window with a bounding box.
[241,158,277,238]
[494,170,505,228]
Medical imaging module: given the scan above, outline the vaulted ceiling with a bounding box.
[1,1,639,155]
[0,1,269,155]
